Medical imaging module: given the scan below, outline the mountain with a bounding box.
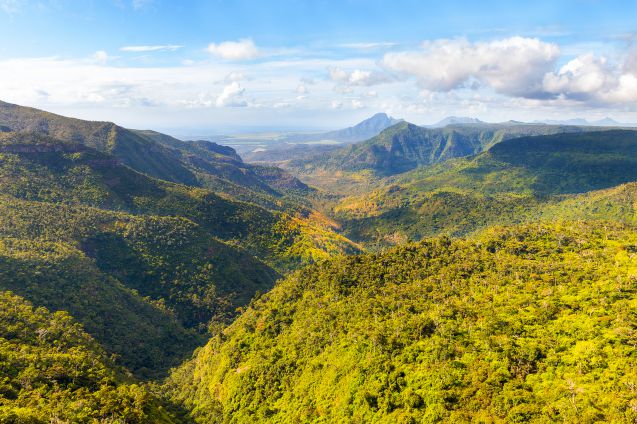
[0,128,360,379]
[0,100,198,185]
[284,112,403,143]
[334,129,637,246]
[0,225,204,378]
[535,117,636,127]
[287,121,591,182]
[0,101,312,212]
[242,113,403,164]
[0,131,359,269]
[0,291,189,422]
[167,222,637,423]
[428,116,484,127]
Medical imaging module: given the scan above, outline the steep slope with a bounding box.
[0,291,188,422]
[0,100,197,185]
[0,131,360,270]
[134,129,312,206]
[335,130,637,246]
[243,113,403,164]
[168,222,637,423]
[289,121,592,183]
[0,101,313,212]
[0,196,278,328]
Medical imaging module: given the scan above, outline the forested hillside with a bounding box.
[0,291,190,422]
[287,121,591,183]
[3,101,637,422]
[0,101,313,213]
[334,130,637,247]
[0,131,359,270]
[168,222,637,423]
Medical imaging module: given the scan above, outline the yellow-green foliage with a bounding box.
[168,222,637,423]
[0,291,187,423]
[333,130,637,248]
[0,235,203,379]
[0,132,360,271]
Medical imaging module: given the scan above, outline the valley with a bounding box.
[1,98,637,422]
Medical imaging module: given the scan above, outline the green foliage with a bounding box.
[168,222,637,423]
[0,235,203,379]
[0,291,188,423]
[334,130,637,247]
[0,131,360,270]
[289,121,592,179]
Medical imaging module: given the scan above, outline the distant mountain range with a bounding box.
[242,112,403,162]
[424,116,637,128]
[534,117,637,127]
[282,112,403,143]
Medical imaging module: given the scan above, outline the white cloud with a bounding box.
[92,50,109,64]
[329,67,390,86]
[120,45,182,52]
[383,36,560,97]
[542,54,612,100]
[331,100,343,109]
[215,82,247,107]
[542,52,637,103]
[207,39,259,61]
[351,99,364,109]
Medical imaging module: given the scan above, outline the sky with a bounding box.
[1,0,637,133]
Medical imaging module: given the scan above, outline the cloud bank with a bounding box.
[383,37,560,98]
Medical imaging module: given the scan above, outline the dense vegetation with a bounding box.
[287,121,591,181]
[0,100,315,214]
[0,131,359,270]
[3,102,637,422]
[0,233,202,379]
[334,130,637,247]
[0,105,359,382]
[168,222,637,423]
[0,291,189,422]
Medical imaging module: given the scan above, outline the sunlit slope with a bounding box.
[168,222,637,423]
[335,130,637,246]
[0,291,188,422]
[0,131,360,270]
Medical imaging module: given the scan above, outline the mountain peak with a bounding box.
[354,112,403,129]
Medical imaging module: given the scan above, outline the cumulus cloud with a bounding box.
[207,39,259,61]
[383,36,560,98]
[542,54,613,100]
[120,45,182,52]
[329,67,390,86]
[216,82,247,107]
[542,52,637,103]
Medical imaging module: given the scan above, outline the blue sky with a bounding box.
[1,0,636,132]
